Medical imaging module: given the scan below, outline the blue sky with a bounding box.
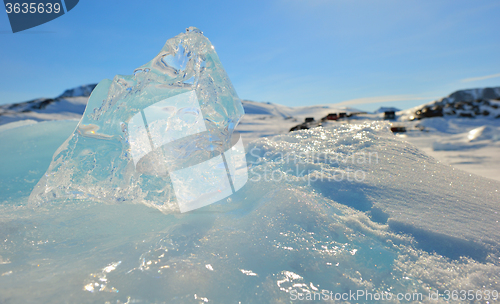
[1,0,499,111]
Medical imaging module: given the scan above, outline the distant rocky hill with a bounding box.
[2,84,499,126]
[58,84,97,98]
[0,84,97,125]
[410,87,500,120]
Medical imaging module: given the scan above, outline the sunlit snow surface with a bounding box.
[1,120,500,303]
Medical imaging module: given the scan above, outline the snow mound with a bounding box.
[467,125,500,142]
[248,122,500,256]
[432,125,500,151]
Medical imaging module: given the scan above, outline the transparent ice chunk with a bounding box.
[29,27,247,213]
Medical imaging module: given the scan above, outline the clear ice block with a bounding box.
[29,27,247,213]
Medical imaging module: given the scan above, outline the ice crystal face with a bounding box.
[29,27,246,213]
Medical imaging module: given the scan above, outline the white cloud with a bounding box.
[461,73,500,83]
[333,95,434,107]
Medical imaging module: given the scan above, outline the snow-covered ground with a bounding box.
[236,99,363,143]
[236,99,500,182]
[395,118,500,182]
[1,119,499,303]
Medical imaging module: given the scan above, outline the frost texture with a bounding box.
[28,27,244,212]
